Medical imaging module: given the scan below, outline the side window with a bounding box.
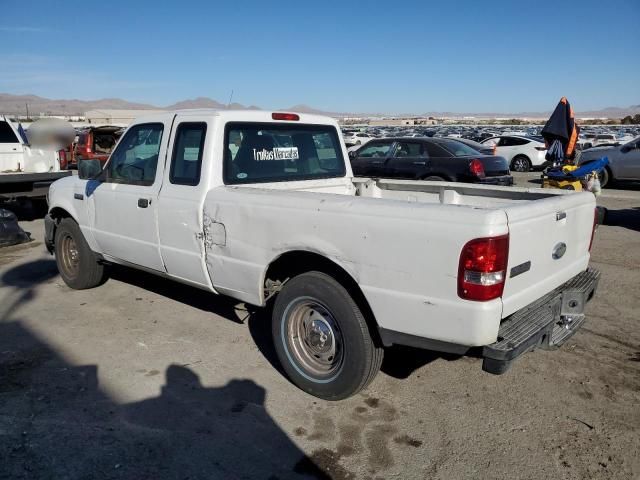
[394,142,427,158]
[170,122,206,186]
[105,123,164,186]
[357,142,392,158]
[0,121,19,143]
[497,137,511,147]
[510,137,529,146]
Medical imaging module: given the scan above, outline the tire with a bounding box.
[272,271,383,400]
[54,218,108,289]
[510,156,531,172]
[423,175,445,181]
[598,167,611,188]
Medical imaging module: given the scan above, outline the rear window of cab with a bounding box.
[223,123,346,184]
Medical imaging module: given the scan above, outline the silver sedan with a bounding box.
[578,136,640,187]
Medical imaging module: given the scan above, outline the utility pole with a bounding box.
[227,90,234,109]
[25,103,30,120]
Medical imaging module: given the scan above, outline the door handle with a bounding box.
[371,161,383,164]
[138,198,150,208]
[413,161,426,165]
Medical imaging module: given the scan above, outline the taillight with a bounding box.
[469,159,485,178]
[588,207,598,251]
[272,112,300,121]
[58,149,67,170]
[458,234,509,301]
[492,144,497,155]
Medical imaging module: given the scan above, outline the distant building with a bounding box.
[84,109,164,126]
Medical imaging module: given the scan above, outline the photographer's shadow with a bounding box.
[119,365,327,479]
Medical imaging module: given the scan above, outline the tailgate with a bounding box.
[501,191,596,318]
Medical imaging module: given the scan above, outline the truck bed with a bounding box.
[204,177,595,346]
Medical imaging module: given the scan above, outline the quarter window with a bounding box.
[105,123,164,186]
[170,122,206,186]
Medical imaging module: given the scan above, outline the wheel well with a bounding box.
[49,207,72,220]
[421,173,450,181]
[264,250,382,345]
[46,208,74,248]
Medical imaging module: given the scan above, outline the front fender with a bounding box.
[48,176,100,252]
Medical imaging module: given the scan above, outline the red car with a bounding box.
[73,126,124,168]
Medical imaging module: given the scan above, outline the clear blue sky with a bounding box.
[1,0,638,113]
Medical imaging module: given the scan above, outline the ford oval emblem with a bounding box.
[552,242,567,260]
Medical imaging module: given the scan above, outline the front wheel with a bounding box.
[54,218,109,289]
[272,271,383,400]
[511,156,531,172]
[598,167,610,188]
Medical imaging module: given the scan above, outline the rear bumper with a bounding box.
[0,171,71,199]
[477,175,514,186]
[378,268,600,375]
[482,268,600,374]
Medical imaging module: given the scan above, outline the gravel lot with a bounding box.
[1,173,639,479]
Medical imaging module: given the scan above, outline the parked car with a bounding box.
[46,110,599,400]
[73,125,124,168]
[591,134,617,148]
[349,137,513,185]
[343,131,374,146]
[481,135,548,172]
[577,136,640,187]
[450,137,496,156]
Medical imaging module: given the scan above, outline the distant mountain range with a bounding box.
[1,93,638,119]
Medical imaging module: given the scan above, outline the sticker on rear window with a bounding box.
[253,147,299,161]
[237,172,248,179]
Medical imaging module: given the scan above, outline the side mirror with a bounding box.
[620,145,631,154]
[348,150,357,159]
[78,159,103,180]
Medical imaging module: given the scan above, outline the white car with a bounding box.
[46,109,600,399]
[591,134,617,147]
[482,135,547,172]
[343,131,374,146]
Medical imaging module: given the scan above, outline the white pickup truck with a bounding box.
[0,115,71,204]
[45,110,600,399]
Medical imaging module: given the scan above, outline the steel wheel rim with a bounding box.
[60,234,80,279]
[283,298,344,380]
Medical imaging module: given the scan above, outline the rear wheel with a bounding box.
[272,271,383,400]
[54,218,108,289]
[511,156,531,172]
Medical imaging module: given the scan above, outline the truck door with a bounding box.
[156,118,212,287]
[0,120,24,172]
[87,121,171,271]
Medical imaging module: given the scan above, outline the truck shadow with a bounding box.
[0,320,329,479]
[602,206,640,232]
[109,265,285,375]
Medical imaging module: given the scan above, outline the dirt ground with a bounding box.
[1,175,639,479]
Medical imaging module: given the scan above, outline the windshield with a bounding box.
[224,123,346,184]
